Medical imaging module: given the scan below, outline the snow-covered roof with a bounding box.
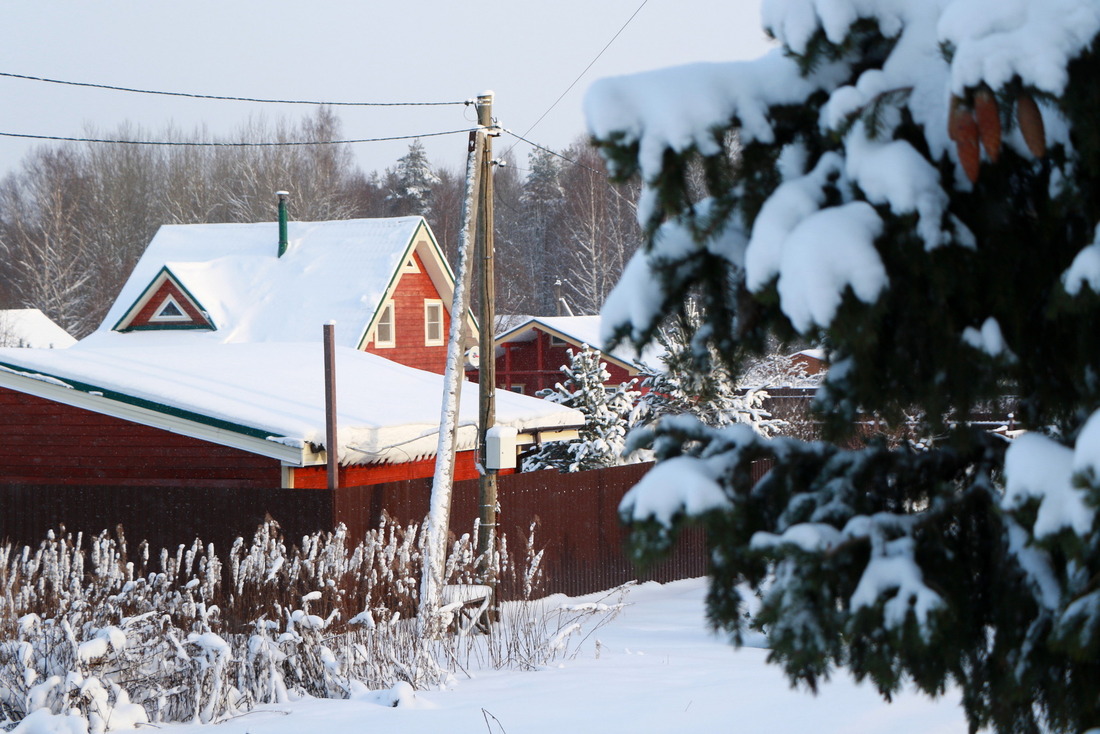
[0,309,76,349]
[0,343,583,467]
[496,315,664,371]
[83,217,460,349]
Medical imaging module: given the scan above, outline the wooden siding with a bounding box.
[492,329,636,395]
[362,251,451,374]
[0,387,282,488]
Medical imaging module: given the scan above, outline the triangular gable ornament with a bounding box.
[113,267,215,332]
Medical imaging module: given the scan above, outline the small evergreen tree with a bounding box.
[587,2,1100,732]
[523,345,642,472]
[640,306,783,436]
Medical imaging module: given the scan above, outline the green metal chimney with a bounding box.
[276,191,289,257]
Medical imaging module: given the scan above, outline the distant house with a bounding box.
[0,309,76,349]
[87,215,474,374]
[0,214,581,488]
[485,315,662,396]
[789,348,827,377]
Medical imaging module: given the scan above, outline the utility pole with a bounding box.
[323,321,338,490]
[476,92,499,591]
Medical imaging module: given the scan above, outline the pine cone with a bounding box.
[974,88,1001,163]
[948,95,965,141]
[953,106,981,182]
[1016,94,1046,158]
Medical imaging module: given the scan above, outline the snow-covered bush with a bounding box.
[0,517,618,731]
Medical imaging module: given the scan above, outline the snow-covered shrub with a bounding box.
[0,515,616,731]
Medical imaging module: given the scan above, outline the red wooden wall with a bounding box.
[0,387,478,489]
[0,388,282,488]
[362,251,452,374]
[489,328,636,396]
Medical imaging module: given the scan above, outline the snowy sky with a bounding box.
[0,1,774,179]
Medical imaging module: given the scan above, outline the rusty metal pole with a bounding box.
[324,322,338,490]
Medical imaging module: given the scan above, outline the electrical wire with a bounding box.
[505,0,649,156]
[503,129,603,176]
[0,128,477,147]
[0,71,468,107]
[502,129,640,211]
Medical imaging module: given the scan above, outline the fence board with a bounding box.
[1,462,711,600]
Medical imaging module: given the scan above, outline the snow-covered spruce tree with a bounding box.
[641,305,784,437]
[386,138,440,217]
[524,345,643,472]
[586,3,1100,732]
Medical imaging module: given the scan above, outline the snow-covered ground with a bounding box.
[151,578,967,734]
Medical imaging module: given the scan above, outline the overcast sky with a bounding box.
[0,1,774,179]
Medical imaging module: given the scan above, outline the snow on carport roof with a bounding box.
[0,342,583,466]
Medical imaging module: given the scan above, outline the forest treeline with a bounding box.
[0,109,642,337]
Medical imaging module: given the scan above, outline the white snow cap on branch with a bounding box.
[775,201,887,333]
[585,52,847,182]
[1004,432,1095,537]
[620,452,738,527]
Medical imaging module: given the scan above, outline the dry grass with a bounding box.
[0,515,623,728]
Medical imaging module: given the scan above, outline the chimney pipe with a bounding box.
[276,191,289,257]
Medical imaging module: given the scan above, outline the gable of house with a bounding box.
[86,217,475,374]
[113,267,216,332]
[491,316,660,395]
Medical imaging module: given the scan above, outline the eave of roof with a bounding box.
[0,360,316,466]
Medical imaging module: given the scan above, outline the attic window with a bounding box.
[375,302,395,348]
[402,256,420,273]
[149,295,191,323]
[424,300,444,346]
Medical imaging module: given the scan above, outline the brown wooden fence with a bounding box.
[0,462,711,599]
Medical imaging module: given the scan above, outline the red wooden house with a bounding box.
[0,215,581,488]
[92,215,475,374]
[486,316,663,396]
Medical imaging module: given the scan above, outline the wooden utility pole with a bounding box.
[476,93,499,577]
[323,322,338,490]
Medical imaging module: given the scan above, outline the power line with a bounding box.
[504,129,601,176]
[506,0,649,156]
[0,71,468,107]
[502,129,639,210]
[0,128,477,147]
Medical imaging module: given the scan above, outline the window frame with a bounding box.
[424,299,445,346]
[148,294,191,323]
[374,301,396,348]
